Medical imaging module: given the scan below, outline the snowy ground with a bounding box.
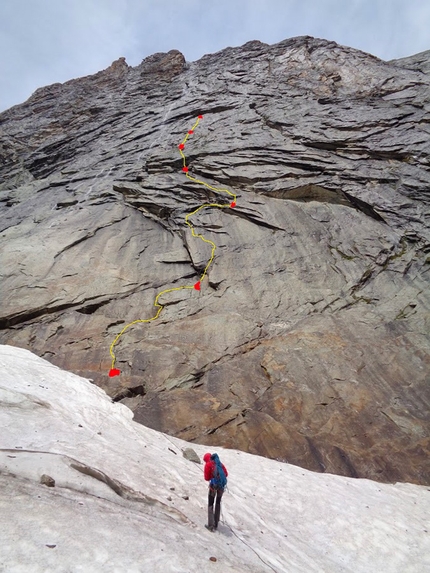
[0,345,429,573]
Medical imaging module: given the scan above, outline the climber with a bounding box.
[203,452,228,531]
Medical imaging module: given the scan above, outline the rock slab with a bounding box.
[0,37,429,484]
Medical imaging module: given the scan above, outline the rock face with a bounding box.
[1,37,429,484]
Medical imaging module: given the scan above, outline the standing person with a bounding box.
[203,452,228,532]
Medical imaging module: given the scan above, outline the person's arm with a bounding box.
[222,464,228,477]
[204,462,213,481]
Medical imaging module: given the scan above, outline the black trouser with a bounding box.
[208,487,224,529]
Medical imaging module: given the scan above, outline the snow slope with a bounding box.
[0,345,428,572]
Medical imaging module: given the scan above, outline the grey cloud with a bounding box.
[0,0,429,112]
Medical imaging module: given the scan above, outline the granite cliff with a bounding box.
[1,37,429,484]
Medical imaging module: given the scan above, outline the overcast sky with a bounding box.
[1,0,429,112]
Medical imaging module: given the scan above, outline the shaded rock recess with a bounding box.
[1,37,429,484]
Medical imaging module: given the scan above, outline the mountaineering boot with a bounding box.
[207,506,215,531]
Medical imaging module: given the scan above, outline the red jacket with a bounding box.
[203,453,228,482]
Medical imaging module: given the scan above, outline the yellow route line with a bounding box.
[109,116,236,375]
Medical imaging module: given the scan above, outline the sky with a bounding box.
[1,0,429,112]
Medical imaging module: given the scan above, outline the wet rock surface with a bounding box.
[1,37,429,484]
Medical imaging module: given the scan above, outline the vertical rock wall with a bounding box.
[1,37,429,483]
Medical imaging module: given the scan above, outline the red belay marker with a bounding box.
[108,114,237,378]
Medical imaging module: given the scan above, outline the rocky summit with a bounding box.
[1,37,429,485]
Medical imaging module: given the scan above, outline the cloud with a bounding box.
[0,0,133,110]
[0,0,429,111]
